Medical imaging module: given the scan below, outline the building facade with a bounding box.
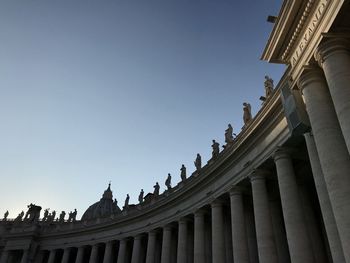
[1,0,350,262]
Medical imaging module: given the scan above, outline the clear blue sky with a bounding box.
[0,0,285,219]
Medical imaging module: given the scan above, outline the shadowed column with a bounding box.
[117,239,127,263]
[89,245,99,263]
[75,247,85,263]
[211,200,225,263]
[61,248,71,263]
[47,249,57,263]
[177,218,189,263]
[131,235,143,263]
[161,225,172,263]
[194,209,206,263]
[103,241,113,263]
[145,231,157,263]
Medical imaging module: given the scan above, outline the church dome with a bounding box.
[81,184,121,221]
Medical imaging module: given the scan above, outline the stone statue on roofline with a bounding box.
[194,153,202,171]
[165,173,172,190]
[153,182,160,197]
[212,140,220,159]
[59,211,66,223]
[14,211,24,222]
[180,164,186,181]
[138,189,144,204]
[68,209,77,222]
[243,102,252,125]
[3,210,9,221]
[264,75,274,99]
[225,124,235,145]
[124,194,130,209]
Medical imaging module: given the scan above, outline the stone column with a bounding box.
[0,250,9,263]
[89,244,99,263]
[47,249,57,263]
[117,239,127,263]
[177,218,188,263]
[315,38,350,153]
[103,241,113,263]
[75,247,85,263]
[298,67,350,262]
[34,250,45,263]
[229,187,250,263]
[161,225,172,263]
[61,248,71,263]
[20,249,29,263]
[211,200,225,263]
[304,132,346,263]
[193,209,206,263]
[145,231,157,263]
[131,235,143,263]
[250,169,278,263]
[273,148,315,263]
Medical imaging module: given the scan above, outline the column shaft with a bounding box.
[250,170,278,263]
[61,248,71,263]
[145,231,157,263]
[20,250,29,263]
[0,251,9,263]
[211,201,225,263]
[194,210,206,263]
[299,68,350,262]
[131,235,143,263]
[230,188,250,263]
[274,149,315,263]
[47,250,57,263]
[316,38,350,153]
[161,226,172,263]
[89,245,99,263]
[117,240,127,263]
[75,247,85,263]
[304,132,345,263]
[103,241,113,263]
[177,219,188,263]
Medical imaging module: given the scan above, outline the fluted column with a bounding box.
[177,218,188,263]
[250,169,278,263]
[61,248,71,263]
[194,209,206,263]
[131,235,143,263]
[304,132,346,263]
[230,187,250,263]
[103,241,113,263]
[145,231,157,263]
[89,244,99,263]
[299,67,350,263]
[273,148,315,263]
[211,200,225,263]
[47,249,57,263]
[161,225,172,263]
[117,239,127,263]
[315,38,350,153]
[0,250,9,263]
[75,247,85,263]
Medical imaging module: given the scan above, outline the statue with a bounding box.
[153,182,160,196]
[14,211,24,222]
[225,124,234,144]
[243,102,252,125]
[3,210,9,221]
[24,203,42,222]
[43,209,49,221]
[114,198,118,206]
[211,140,220,159]
[47,210,56,223]
[180,164,186,181]
[194,153,202,171]
[138,189,144,204]
[124,194,130,208]
[264,75,274,99]
[59,211,66,223]
[165,173,172,190]
[68,209,77,222]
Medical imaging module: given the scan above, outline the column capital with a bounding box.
[272,147,294,162]
[297,66,325,92]
[210,199,225,208]
[163,224,174,231]
[133,234,145,241]
[178,216,191,224]
[229,186,246,196]
[148,229,158,237]
[194,208,207,217]
[249,168,270,182]
[315,37,350,67]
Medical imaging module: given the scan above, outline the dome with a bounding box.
[81,184,121,221]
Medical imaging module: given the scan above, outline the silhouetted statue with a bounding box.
[194,153,202,171]
[3,210,9,221]
[165,173,172,190]
[225,124,234,144]
[43,209,49,221]
[138,189,144,204]
[124,194,130,208]
[59,211,66,223]
[212,140,220,159]
[153,182,160,196]
[47,211,56,223]
[68,209,77,222]
[24,203,42,222]
[243,102,252,125]
[14,211,24,222]
[264,75,274,99]
[180,164,186,181]
[114,198,118,206]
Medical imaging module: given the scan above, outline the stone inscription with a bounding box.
[291,0,330,67]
